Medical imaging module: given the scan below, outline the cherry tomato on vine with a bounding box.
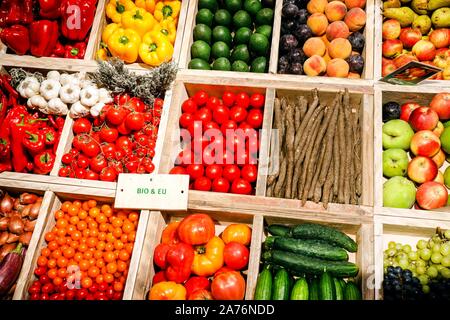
[125,113,145,131]
[90,155,107,173]
[73,118,92,135]
[126,97,146,112]
[99,167,117,182]
[249,93,265,108]
[81,139,100,158]
[99,127,119,143]
[235,92,250,109]
[241,164,258,183]
[114,93,131,106]
[106,107,127,126]
[193,91,208,106]
[76,154,90,169]
[182,98,197,114]
[222,92,235,107]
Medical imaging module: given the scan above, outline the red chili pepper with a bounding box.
[55,116,65,131]
[0,25,30,55]
[22,130,46,155]
[0,0,34,27]
[29,20,59,57]
[53,42,65,58]
[64,42,87,59]
[0,93,8,127]
[39,0,62,19]
[33,151,55,175]
[1,75,19,100]
[60,0,97,41]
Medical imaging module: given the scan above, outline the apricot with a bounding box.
[307,13,329,36]
[344,8,366,32]
[348,72,361,79]
[326,21,350,41]
[328,38,352,59]
[307,0,328,13]
[325,1,347,22]
[303,37,327,57]
[345,0,366,8]
[326,58,350,77]
[303,55,327,76]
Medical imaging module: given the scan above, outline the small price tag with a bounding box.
[114,174,189,211]
[380,61,442,85]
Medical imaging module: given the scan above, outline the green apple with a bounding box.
[440,126,450,154]
[444,166,450,188]
[382,120,414,150]
[383,149,409,178]
[383,176,416,208]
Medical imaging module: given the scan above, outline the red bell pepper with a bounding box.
[39,0,62,19]
[52,42,65,58]
[154,243,171,269]
[23,130,46,155]
[33,151,55,174]
[30,20,59,57]
[0,25,30,55]
[64,42,86,59]
[152,271,168,285]
[60,0,97,41]
[0,0,34,27]
[164,243,194,284]
[184,277,211,297]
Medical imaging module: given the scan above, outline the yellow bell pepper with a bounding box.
[102,23,121,44]
[107,28,141,63]
[154,1,181,22]
[96,48,110,61]
[135,0,157,14]
[191,236,225,277]
[106,0,136,24]
[153,19,177,44]
[139,31,174,66]
[121,8,156,38]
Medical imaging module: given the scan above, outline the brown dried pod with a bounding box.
[8,216,24,235]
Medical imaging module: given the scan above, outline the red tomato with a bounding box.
[193,91,208,106]
[73,118,92,134]
[206,96,221,110]
[246,109,263,128]
[194,176,212,191]
[85,170,99,180]
[114,149,126,161]
[204,121,220,132]
[188,289,214,300]
[115,136,132,153]
[125,160,139,173]
[241,164,258,183]
[75,167,86,179]
[182,98,198,114]
[186,164,204,180]
[114,93,131,106]
[153,98,164,118]
[222,92,235,107]
[187,120,203,137]
[81,139,100,158]
[76,154,90,169]
[205,164,223,180]
[90,155,107,173]
[145,161,155,173]
[72,134,89,151]
[99,127,119,143]
[101,143,116,158]
[106,107,127,125]
[235,92,250,109]
[213,105,230,124]
[231,178,252,195]
[117,121,132,135]
[185,277,211,297]
[177,213,215,245]
[223,242,249,270]
[250,93,265,108]
[229,106,248,123]
[58,167,71,177]
[125,112,145,131]
[126,97,146,112]
[179,113,194,128]
[170,166,187,175]
[220,120,237,136]
[211,271,246,300]
[99,167,117,182]
[194,108,213,124]
[223,165,240,182]
[175,149,194,166]
[212,178,230,193]
[61,153,74,165]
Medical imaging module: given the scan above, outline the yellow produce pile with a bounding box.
[98,0,181,66]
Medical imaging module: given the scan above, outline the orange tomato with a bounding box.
[86,237,97,248]
[37,256,48,267]
[99,223,108,232]
[63,247,75,258]
[106,262,117,274]
[70,240,79,249]
[77,221,87,231]
[128,231,136,243]
[82,201,90,211]
[82,229,91,238]
[90,229,99,238]
[79,259,90,271]
[112,218,123,228]
[117,260,127,272]
[120,234,128,243]
[128,212,139,222]
[78,210,88,220]
[81,277,93,288]
[69,216,80,225]
[114,240,124,250]
[88,266,100,278]
[96,259,105,269]
[104,273,114,283]
[53,277,63,286]
[45,232,56,242]
[57,256,68,268]
[56,236,67,246]
[54,210,65,220]
[96,214,107,224]
[68,205,79,216]
[71,231,82,241]
[122,221,134,234]
[105,242,114,252]
[113,282,124,292]
[98,232,107,241]
[118,250,130,262]
[47,268,58,279]
[41,248,51,257]
[94,250,103,260]
[113,227,122,238]
[104,251,116,263]
[67,225,76,235]
[61,201,71,212]
[51,249,62,259]
[83,251,93,259]
[79,243,88,252]
[95,275,104,284]
[57,268,67,278]
[74,252,83,262]
[73,200,82,208]
[124,243,134,255]
[89,207,100,219]
[88,200,97,208]
[47,240,59,251]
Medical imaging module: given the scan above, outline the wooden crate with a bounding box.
[91,0,190,71]
[127,210,259,300]
[374,86,450,221]
[248,213,374,300]
[11,187,150,300]
[374,215,450,300]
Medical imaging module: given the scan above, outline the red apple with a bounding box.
[410,130,441,157]
[412,40,436,62]
[429,29,450,49]
[432,149,445,168]
[407,156,438,184]
[434,171,445,184]
[409,106,439,131]
[393,53,418,68]
[430,93,450,121]
[399,28,422,49]
[433,48,450,69]
[382,39,403,58]
[400,102,421,122]
[415,181,448,210]
[382,59,397,76]
[382,19,401,40]
[433,121,444,137]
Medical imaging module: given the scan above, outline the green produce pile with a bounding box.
[189,0,274,72]
[255,222,362,300]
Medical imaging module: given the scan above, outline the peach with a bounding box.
[323,51,332,64]
[325,1,347,22]
[326,58,350,77]
[328,38,352,59]
[307,0,328,13]
[382,39,403,58]
[412,39,436,62]
[348,72,361,78]
[321,34,331,47]
[303,55,327,76]
[326,21,350,41]
[307,13,329,36]
[344,8,366,32]
[303,37,327,57]
[345,0,366,9]
[382,19,401,40]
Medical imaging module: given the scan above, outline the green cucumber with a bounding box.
[265,236,349,261]
[263,250,359,278]
[272,269,290,300]
[319,272,336,300]
[333,278,344,300]
[290,277,309,300]
[338,279,347,292]
[267,225,290,237]
[291,223,358,253]
[344,282,362,300]
[254,268,272,300]
[308,278,319,300]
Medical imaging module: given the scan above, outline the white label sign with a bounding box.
[114,174,189,211]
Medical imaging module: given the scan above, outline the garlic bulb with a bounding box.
[60,84,81,104]
[18,77,40,99]
[47,98,68,115]
[47,70,61,82]
[59,73,72,86]
[80,86,99,107]
[98,88,113,104]
[70,101,90,118]
[27,95,48,110]
[40,79,61,100]
[90,102,105,117]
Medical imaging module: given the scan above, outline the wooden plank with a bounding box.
[0,55,98,72]
[50,116,74,177]
[245,214,264,300]
[362,93,374,206]
[357,223,375,300]
[85,0,108,60]
[373,219,383,300]
[373,88,383,208]
[268,0,282,74]
[363,0,375,80]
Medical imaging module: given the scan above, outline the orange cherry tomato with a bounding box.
[37,256,48,267]
[81,277,93,289]
[41,248,51,257]
[55,210,65,220]
[61,201,72,212]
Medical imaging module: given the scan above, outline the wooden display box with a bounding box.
[374,215,450,300]
[374,86,450,221]
[10,186,149,300]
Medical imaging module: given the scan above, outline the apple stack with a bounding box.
[381,0,450,79]
[383,92,450,210]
